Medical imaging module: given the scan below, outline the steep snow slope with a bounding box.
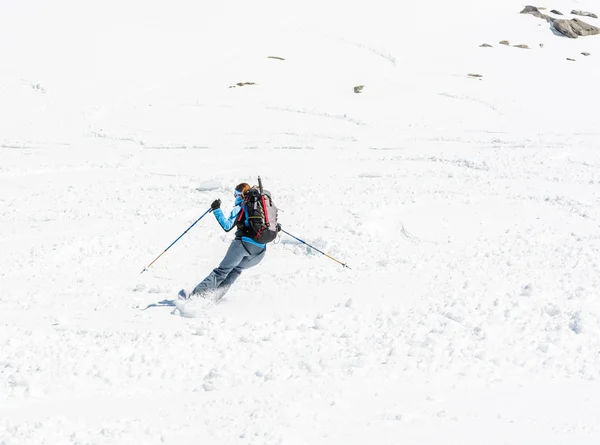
[2,0,600,444]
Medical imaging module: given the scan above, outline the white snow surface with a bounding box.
[2,0,600,443]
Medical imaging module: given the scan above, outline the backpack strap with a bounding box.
[260,194,270,226]
[237,206,245,223]
[236,198,249,225]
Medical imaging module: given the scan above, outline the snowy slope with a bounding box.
[2,0,600,444]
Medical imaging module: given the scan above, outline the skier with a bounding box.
[178,182,270,301]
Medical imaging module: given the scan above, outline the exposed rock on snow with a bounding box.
[553,19,600,38]
[499,40,510,45]
[520,6,551,21]
[513,44,530,49]
[521,6,600,38]
[228,81,257,88]
[582,52,591,56]
[572,10,598,19]
[467,73,483,78]
[480,43,493,48]
[567,57,576,61]
[550,10,563,16]
[353,85,364,93]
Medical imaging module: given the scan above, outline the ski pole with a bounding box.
[280,228,351,269]
[141,207,212,274]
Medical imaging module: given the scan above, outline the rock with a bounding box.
[480,43,493,48]
[267,56,285,61]
[539,43,545,48]
[520,5,552,21]
[228,82,257,89]
[499,40,510,45]
[354,85,364,94]
[572,10,598,19]
[513,44,530,49]
[553,18,600,38]
[521,5,540,15]
[566,58,576,61]
[468,73,483,78]
[521,5,554,22]
[582,52,591,56]
[550,10,563,16]
[521,5,600,38]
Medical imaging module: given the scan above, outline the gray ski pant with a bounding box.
[192,239,265,300]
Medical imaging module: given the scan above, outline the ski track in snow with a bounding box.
[2,0,600,443]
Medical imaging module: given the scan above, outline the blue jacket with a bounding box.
[212,196,266,248]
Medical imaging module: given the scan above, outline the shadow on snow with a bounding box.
[142,299,176,310]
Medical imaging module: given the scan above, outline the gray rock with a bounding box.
[582,52,591,56]
[566,58,576,61]
[521,5,540,15]
[520,5,552,21]
[228,82,257,89]
[550,10,563,16]
[480,43,493,48]
[513,44,530,49]
[521,5,600,38]
[354,85,364,94]
[572,10,598,19]
[539,43,545,48]
[553,18,600,38]
[499,40,510,45]
[468,73,483,78]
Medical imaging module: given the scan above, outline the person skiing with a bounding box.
[178,182,269,301]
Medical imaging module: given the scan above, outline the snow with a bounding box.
[2,0,600,443]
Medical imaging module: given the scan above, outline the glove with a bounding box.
[211,199,221,210]
[276,223,282,232]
